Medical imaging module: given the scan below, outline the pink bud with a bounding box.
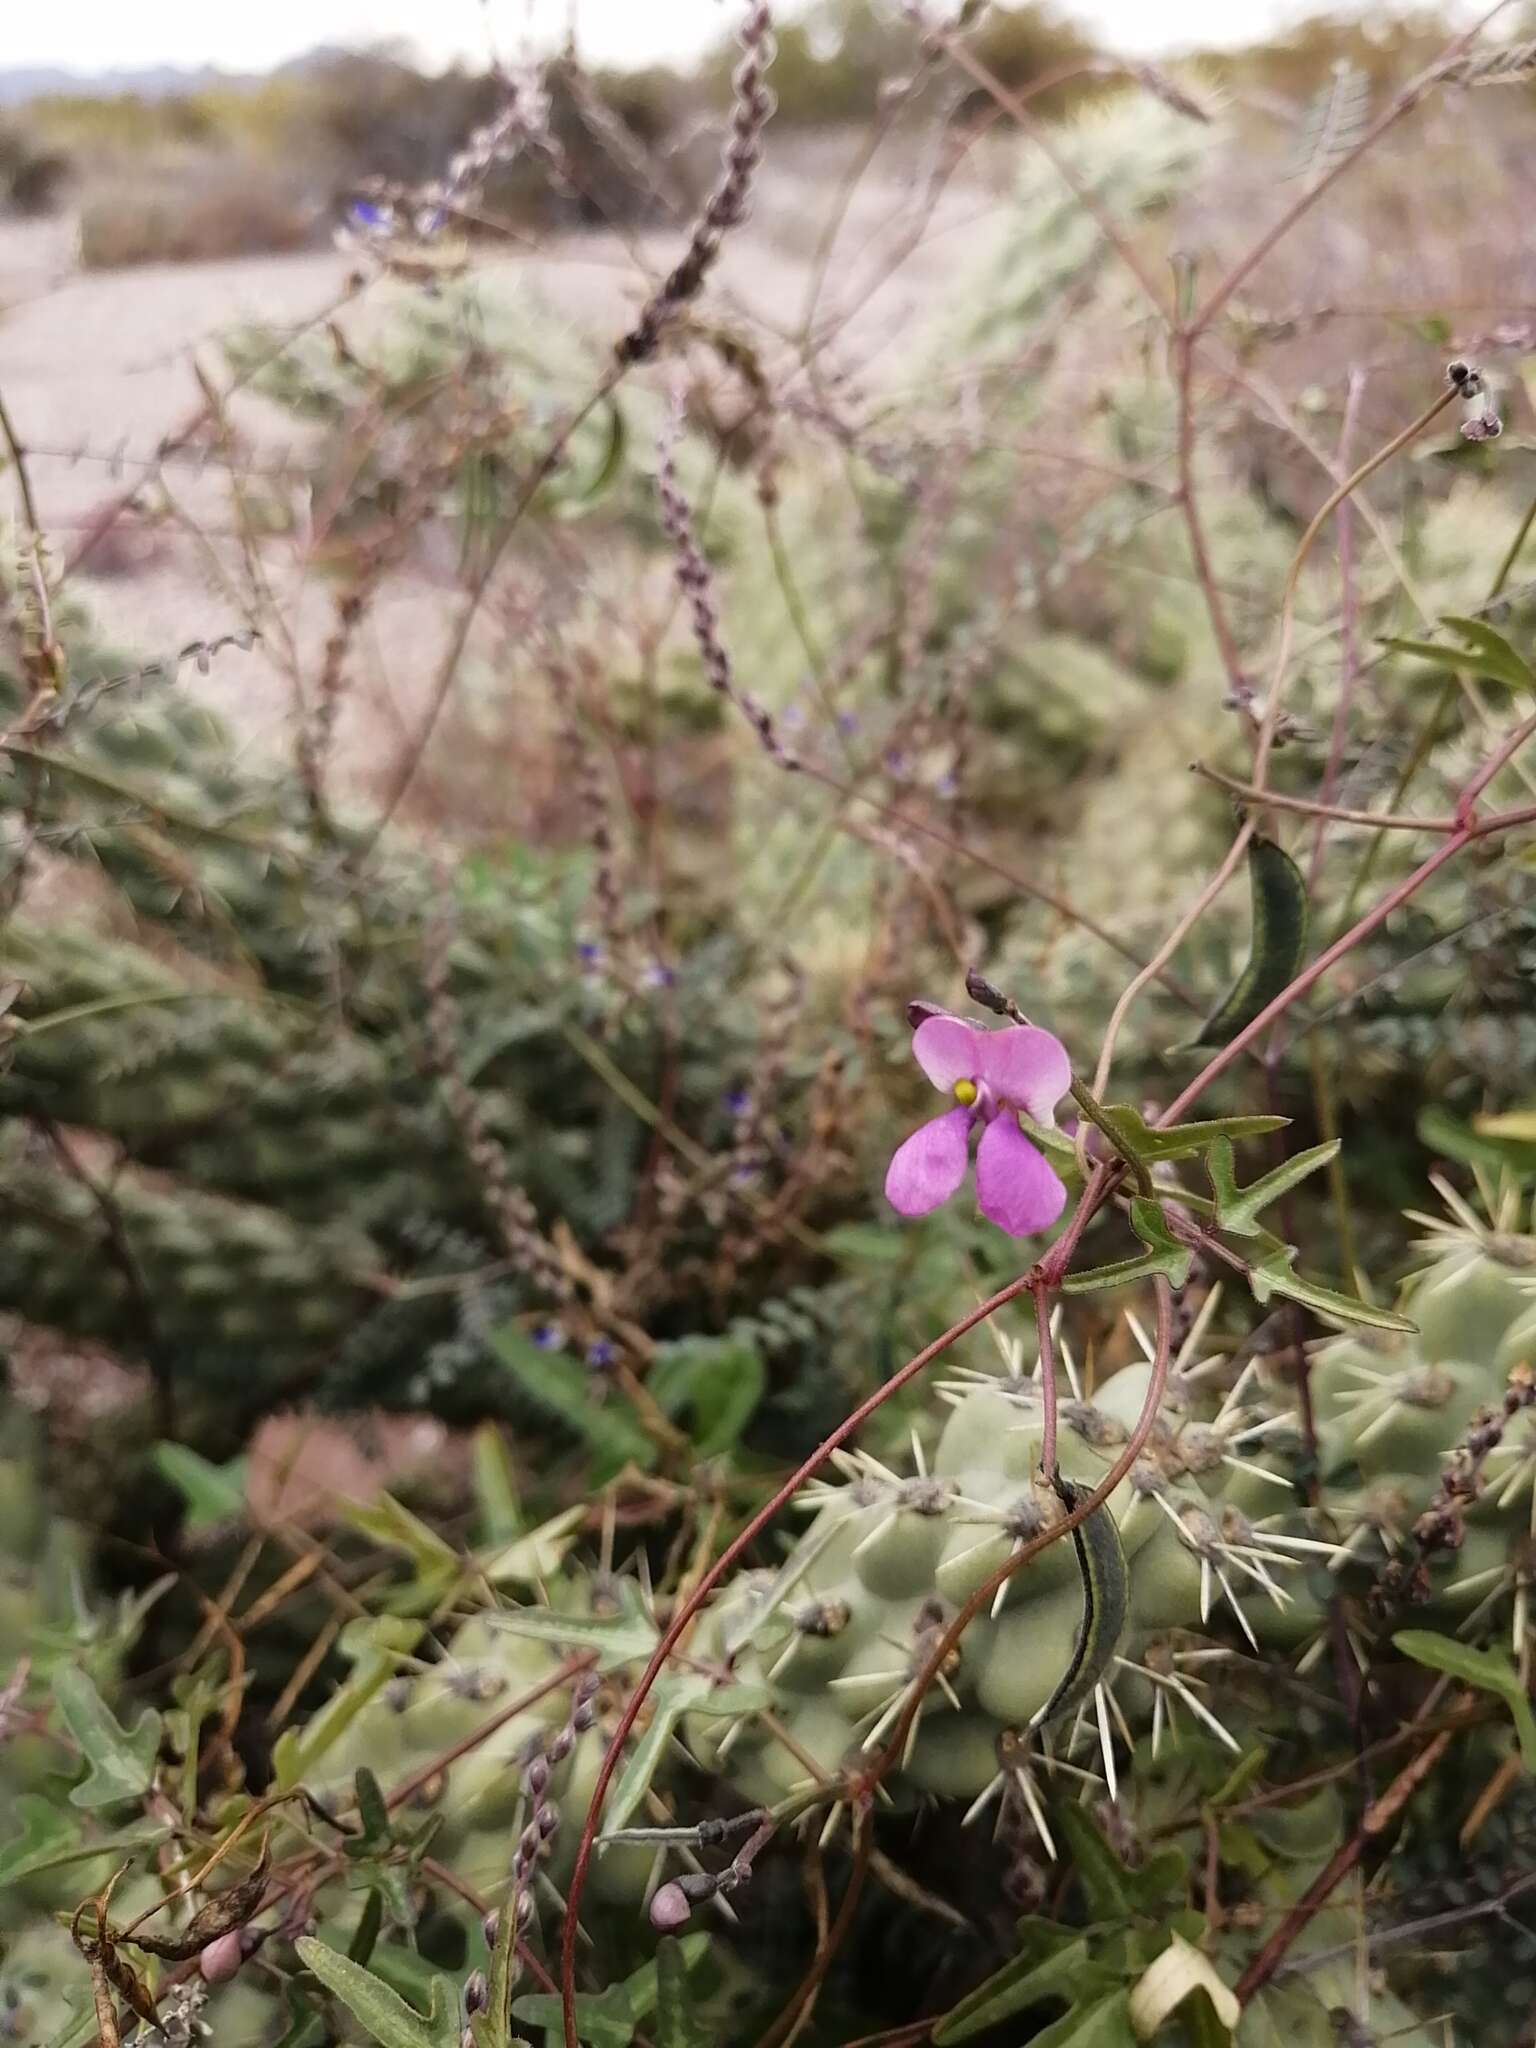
[648,1882,693,1931]
[199,1930,245,1986]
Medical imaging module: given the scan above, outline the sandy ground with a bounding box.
[0,140,1014,786]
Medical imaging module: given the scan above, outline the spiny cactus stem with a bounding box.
[559,1258,1051,2048]
[871,1273,1174,1788]
[383,1654,595,1815]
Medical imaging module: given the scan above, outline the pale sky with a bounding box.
[4,0,1333,76]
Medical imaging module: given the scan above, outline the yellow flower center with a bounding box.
[952,1078,978,1105]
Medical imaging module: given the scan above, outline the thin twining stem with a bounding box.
[1192,761,1536,839]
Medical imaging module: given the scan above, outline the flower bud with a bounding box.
[198,1930,245,1986]
[648,1882,693,1931]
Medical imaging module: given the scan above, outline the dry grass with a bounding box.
[77,158,317,269]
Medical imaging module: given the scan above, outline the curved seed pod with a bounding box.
[1030,1477,1130,1727]
[1193,835,1308,1047]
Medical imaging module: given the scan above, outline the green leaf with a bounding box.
[0,1796,79,1882]
[339,1494,459,1590]
[478,1505,586,1586]
[352,1768,392,1848]
[347,1889,385,1967]
[470,1423,523,1544]
[1056,1805,1134,1921]
[1383,617,1534,691]
[491,1591,657,1673]
[473,1855,520,2048]
[1128,1934,1239,2039]
[1061,1196,1193,1295]
[511,1988,636,2048]
[1205,1137,1339,1236]
[1193,837,1308,1048]
[489,1328,657,1480]
[1442,615,1533,689]
[932,1926,1096,2044]
[649,1335,766,1456]
[296,1938,459,2048]
[654,1938,710,2048]
[513,1937,710,2048]
[1096,1106,1288,1165]
[1420,1104,1536,1179]
[38,2002,99,2048]
[54,1666,161,1809]
[1394,1632,1536,1769]
[604,1673,771,1838]
[151,1442,248,1532]
[0,1801,164,1884]
[1033,1990,1136,2048]
[1249,1249,1416,1333]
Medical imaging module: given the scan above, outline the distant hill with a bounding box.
[0,44,430,108]
[0,65,245,106]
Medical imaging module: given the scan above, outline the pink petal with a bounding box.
[973,1025,1072,1126]
[911,1015,984,1092]
[974,1115,1067,1237]
[885,1106,972,1217]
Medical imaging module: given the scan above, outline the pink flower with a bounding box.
[885,1012,1070,1237]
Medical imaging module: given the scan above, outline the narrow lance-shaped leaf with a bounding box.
[932,1926,1103,2045]
[1249,1248,1416,1334]
[1193,837,1308,1048]
[469,1422,523,1543]
[296,1938,459,2048]
[603,1674,771,1838]
[1383,615,1533,691]
[1206,1136,1339,1236]
[1096,1105,1288,1166]
[654,1939,710,2048]
[489,1328,657,1478]
[1394,1632,1536,1769]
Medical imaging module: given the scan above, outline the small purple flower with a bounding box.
[642,960,676,990]
[586,1338,616,1370]
[575,939,603,968]
[347,197,393,232]
[836,710,860,735]
[723,1087,752,1117]
[885,1012,1070,1238]
[532,1324,565,1351]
